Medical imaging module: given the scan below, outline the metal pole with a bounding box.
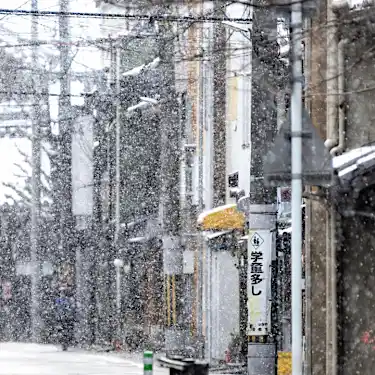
[113,258,123,342]
[291,0,303,373]
[197,20,204,346]
[114,47,121,244]
[30,0,42,344]
[58,0,73,283]
[116,266,121,338]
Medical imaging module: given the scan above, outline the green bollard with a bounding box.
[144,350,153,375]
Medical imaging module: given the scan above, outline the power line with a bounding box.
[0,8,252,22]
[0,0,31,22]
[0,90,82,97]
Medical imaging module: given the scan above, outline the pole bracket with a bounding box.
[284,131,312,139]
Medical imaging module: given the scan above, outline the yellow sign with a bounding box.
[278,352,292,375]
[198,204,245,231]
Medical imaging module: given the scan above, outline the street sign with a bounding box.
[263,108,333,187]
[250,232,264,249]
[247,229,273,336]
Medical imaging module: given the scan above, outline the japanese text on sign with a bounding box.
[250,248,264,296]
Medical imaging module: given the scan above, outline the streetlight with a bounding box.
[114,258,124,342]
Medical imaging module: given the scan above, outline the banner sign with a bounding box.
[247,229,273,336]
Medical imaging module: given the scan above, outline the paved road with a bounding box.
[0,343,168,375]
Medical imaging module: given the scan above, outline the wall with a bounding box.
[209,249,239,361]
[225,3,252,201]
[221,5,247,204]
[345,37,375,147]
[337,23,375,374]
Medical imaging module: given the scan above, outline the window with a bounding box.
[228,171,239,188]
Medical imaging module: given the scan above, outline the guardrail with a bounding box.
[158,356,209,375]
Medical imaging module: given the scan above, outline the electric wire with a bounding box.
[0,8,252,22]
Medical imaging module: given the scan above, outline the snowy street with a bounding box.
[0,343,168,375]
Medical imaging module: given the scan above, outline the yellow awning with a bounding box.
[197,204,245,231]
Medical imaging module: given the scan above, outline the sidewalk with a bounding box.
[0,342,169,375]
[75,344,245,375]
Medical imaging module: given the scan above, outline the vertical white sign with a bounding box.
[247,229,273,336]
[72,115,93,219]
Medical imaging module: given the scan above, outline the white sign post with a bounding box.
[247,229,273,336]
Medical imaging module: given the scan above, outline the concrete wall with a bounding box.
[337,30,375,374]
[208,249,239,361]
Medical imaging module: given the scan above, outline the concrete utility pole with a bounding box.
[114,46,121,245]
[30,0,42,343]
[241,3,287,372]
[58,0,74,279]
[212,2,227,208]
[158,22,187,356]
[246,82,278,373]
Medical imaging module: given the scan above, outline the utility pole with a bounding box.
[114,46,121,245]
[30,0,42,343]
[197,7,205,355]
[58,0,73,286]
[113,44,122,344]
[158,20,187,356]
[290,0,303,373]
[242,7,281,374]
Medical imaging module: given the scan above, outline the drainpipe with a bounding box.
[324,0,338,152]
[330,39,348,157]
[329,38,347,375]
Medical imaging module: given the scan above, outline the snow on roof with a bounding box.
[332,0,375,10]
[337,151,375,179]
[122,57,160,77]
[82,86,98,96]
[197,203,238,225]
[332,146,375,169]
[139,96,158,105]
[0,119,32,128]
[128,236,146,243]
[127,101,152,113]
[111,30,131,39]
[203,230,233,240]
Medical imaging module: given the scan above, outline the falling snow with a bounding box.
[0,0,374,374]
